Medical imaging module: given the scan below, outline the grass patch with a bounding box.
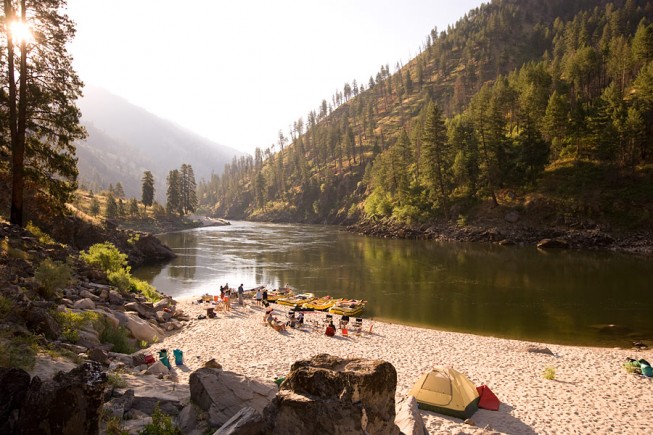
[26,221,59,246]
[0,329,38,370]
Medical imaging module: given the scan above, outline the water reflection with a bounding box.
[132,221,653,347]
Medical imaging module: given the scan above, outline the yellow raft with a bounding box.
[328,299,366,316]
[276,292,316,307]
[302,296,340,311]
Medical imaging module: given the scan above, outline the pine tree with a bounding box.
[89,197,100,216]
[166,169,181,216]
[129,197,139,217]
[1,0,86,226]
[105,194,118,219]
[179,164,197,215]
[141,171,155,212]
[114,182,125,198]
[422,101,451,218]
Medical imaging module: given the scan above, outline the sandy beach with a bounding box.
[153,296,653,434]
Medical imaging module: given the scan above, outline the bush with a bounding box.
[99,321,136,354]
[81,242,161,302]
[542,366,556,380]
[34,258,72,298]
[139,404,181,435]
[108,268,133,293]
[131,278,161,303]
[53,309,100,343]
[26,222,57,245]
[80,242,129,274]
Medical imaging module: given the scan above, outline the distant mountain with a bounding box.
[76,86,243,201]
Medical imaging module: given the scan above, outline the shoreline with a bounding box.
[154,295,653,434]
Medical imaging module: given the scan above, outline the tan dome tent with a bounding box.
[409,366,480,419]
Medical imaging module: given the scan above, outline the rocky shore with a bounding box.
[349,217,653,256]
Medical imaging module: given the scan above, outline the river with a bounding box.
[132,221,653,348]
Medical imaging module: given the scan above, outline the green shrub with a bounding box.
[131,278,161,302]
[107,371,127,388]
[542,366,556,380]
[108,268,133,293]
[52,309,100,343]
[26,222,57,245]
[99,321,136,354]
[80,242,129,274]
[34,258,72,298]
[105,417,129,435]
[139,403,181,435]
[456,214,467,228]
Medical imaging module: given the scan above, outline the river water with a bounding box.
[132,221,653,348]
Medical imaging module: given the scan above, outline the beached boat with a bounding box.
[267,287,293,302]
[328,299,366,316]
[277,292,316,307]
[303,296,340,311]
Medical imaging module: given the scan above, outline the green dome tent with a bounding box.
[408,366,480,419]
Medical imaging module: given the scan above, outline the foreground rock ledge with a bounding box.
[264,353,400,435]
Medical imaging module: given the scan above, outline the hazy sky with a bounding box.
[66,0,485,154]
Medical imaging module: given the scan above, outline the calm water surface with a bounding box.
[132,221,653,348]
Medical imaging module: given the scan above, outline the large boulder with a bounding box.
[264,354,400,435]
[395,396,427,435]
[214,406,265,435]
[0,367,31,434]
[189,368,276,429]
[120,312,164,343]
[20,306,61,340]
[73,298,96,310]
[125,301,156,319]
[16,361,107,435]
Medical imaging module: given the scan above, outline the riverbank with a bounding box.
[348,218,653,256]
[155,296,653,434]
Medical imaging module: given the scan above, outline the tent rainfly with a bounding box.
[408,366,479,419]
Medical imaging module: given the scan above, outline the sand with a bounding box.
[153,296,652,434]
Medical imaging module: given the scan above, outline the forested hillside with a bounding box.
[199,0,653,236]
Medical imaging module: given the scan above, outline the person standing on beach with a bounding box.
[255,288,262,306]
[262,288,268,305]
[238,284,244,306]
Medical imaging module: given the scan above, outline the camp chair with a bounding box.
[354,318,363,335]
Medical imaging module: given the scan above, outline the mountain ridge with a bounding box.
[76,85,243,200]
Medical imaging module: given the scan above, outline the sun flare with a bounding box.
[8,20,34,45]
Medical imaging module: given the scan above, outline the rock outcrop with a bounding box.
[263,353,400,435]
[0,368,31,434]
[16,361,107,435]
[189,368,277,429]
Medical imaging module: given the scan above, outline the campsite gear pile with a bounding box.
[409,366,501,419]
[625,358,652,377]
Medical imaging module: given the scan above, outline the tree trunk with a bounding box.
[7,0,28,227]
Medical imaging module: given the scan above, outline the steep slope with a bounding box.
[76,86,243,200]
[201,0,653,240]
